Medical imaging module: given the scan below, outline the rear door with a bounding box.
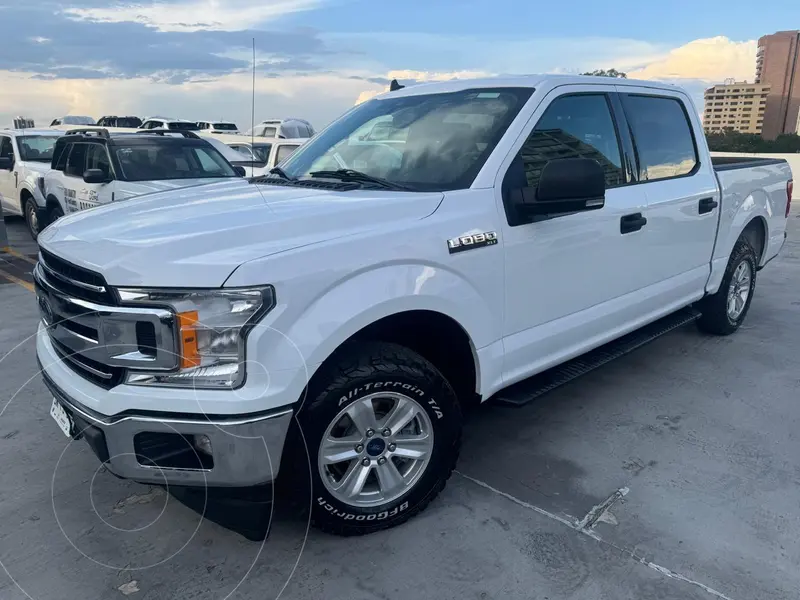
[0,136,17,214]
[616,87,719,303]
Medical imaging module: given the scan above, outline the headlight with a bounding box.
[117,286,274,389]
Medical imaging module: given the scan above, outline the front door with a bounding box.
[0,136,18,215]
[498,87,651,386]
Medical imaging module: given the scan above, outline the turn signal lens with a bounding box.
[177,310,200,368]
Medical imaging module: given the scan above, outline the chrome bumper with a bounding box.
[42,371,293,487]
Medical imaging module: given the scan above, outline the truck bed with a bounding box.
[712,156,787,171]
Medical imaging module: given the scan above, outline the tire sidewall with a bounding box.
[49,204,64,224]
[305,370,459,531]
[25,199,40,240]
[725,244,757,328]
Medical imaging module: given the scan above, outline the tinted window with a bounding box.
[18,136,60,162]
[0,137,14,161]
[114,143,236,181]
[275,144,299,164]
[213,123,238,131]
[65,143,88,177]
[623,95,698,181]
[86,144,112,178]
[280,88,533,191]
[117,117,142,128]
[168,122,200,131]
[517,94,623,190]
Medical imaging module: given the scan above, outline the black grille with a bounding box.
[39,248,113,304]
[52,339,124,389]
[134,432,213,470]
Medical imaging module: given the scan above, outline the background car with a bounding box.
[138,117,200,131]
[43,128,243,220]
[49,116,96,126]
[197,121,240,134]
[242,118,314,139]
[96,116,143,128]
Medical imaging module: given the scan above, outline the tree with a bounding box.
[582,69,627,78]
[705,129,800,153]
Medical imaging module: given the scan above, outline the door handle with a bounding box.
[699,197,718,214]
[620,212,647,234]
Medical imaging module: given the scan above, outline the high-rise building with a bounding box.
[702,81,770,135]
[755,30,800,139]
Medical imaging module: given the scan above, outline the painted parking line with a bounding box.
[1,246,37,265]
[0,266,34,292]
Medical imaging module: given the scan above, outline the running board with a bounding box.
[493,307,701,407]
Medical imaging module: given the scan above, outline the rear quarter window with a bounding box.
[622,95,698,181]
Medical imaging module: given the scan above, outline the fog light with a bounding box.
[193,434,213,456]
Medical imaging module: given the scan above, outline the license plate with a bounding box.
[50,398,73,438]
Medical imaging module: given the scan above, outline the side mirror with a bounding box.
[233,165,247,177]
[509,157,606,217]
[83,168,108,184]
[0,156,13,170]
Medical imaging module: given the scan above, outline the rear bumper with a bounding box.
[41,368,293,487]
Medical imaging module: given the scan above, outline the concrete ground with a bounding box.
[1,211,799,600]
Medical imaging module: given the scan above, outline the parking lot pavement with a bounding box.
[1,213,799,599]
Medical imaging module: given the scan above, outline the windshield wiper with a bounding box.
[268,166,294,180]
[309,169,411,191]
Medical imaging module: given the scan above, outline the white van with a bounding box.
[243,118,314,139]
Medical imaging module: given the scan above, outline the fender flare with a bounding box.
[247,263,499,405]
[707,188,770,294]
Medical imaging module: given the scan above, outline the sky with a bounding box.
[0,0,796,130]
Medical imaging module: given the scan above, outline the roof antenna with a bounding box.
[251,37,256,159]
[389,79,404,91]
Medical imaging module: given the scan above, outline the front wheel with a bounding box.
[48,203,64,225]
[24,198,41,240]
[697,238,757,335]
[296,342,462,536]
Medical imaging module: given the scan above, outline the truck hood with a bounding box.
[38,179,443,287]
[115,178,233,200]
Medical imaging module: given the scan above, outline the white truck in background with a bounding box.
[0,129,64,239]
[42,129,245,219]
[35,76,791,538]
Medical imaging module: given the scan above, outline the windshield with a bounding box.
[279,88,532,191]
[213,123,238,131]
[168,122,200,131]
[114,143,237,181]
[18,135,61,162]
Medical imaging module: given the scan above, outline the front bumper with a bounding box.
[41,368,293,488]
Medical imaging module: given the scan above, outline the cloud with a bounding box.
[0,4,329,83]
[353,69,493,105]
[64,0,325,32]
[627,36,757,82]
[0,69,368,131]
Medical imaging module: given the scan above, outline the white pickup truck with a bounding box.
[35,76,792,537]
[0,129,63,239]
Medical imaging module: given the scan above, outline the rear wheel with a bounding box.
[697,238,757,335]
[294,342,462,536]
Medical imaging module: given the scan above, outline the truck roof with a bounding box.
[0,128,64,137]
[375,75,683,99]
